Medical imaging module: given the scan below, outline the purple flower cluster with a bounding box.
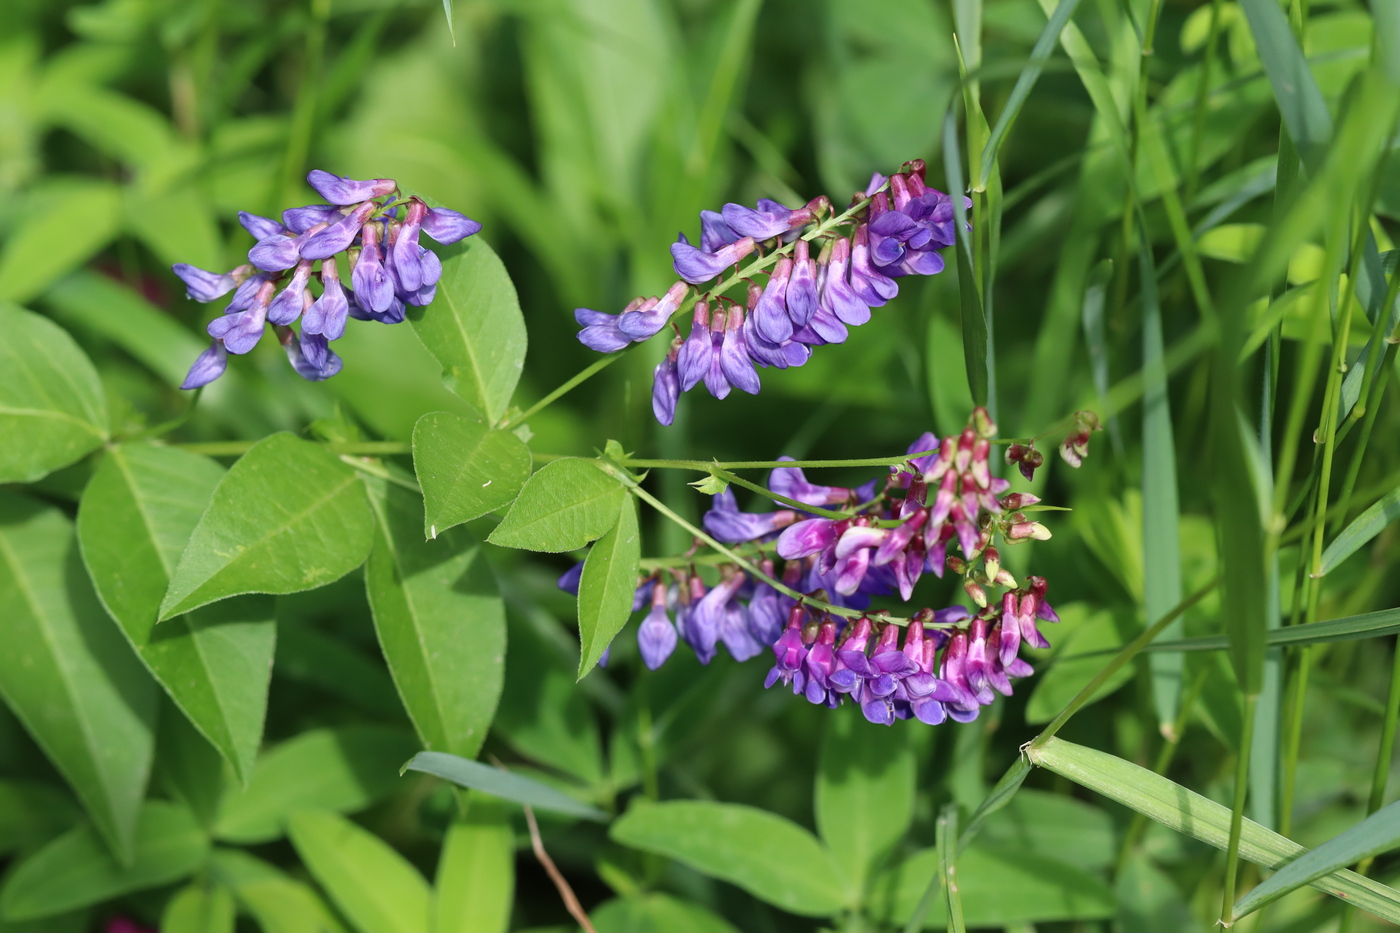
[573,161,967,425]
[558,416,1061,726]
[173,170,481,389]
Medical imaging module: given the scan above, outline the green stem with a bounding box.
[501,354,624,431]
[938,805,967,933]
[1220,692,1260,926]
[621,452,934,472]
[1367,635,1400,815]
[1030,579,1217,749]
[1185,0,1226,200]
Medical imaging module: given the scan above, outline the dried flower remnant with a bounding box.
[172,171,481,389]
[1060,410,1103,468]
[572,160,970,424]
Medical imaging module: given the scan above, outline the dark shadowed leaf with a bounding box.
[487,458,626,552]
[0,304,107,484]
[610,800,853,915]
[79,444,276,783]
[591,893,739,933]
[160,433,375,619]
[364,478,505,759]
[412,411,531,537]
[0,490,155,864]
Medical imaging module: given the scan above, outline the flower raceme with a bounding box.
[171,170,480,389]
[573,160,969,425]
[559,412,1061,726]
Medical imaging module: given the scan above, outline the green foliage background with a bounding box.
[1,0,1400,930]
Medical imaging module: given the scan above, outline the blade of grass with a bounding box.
[942,107,988,409]
[937,805,966,933]
[1026,737,1400,921]
[1320,488,1400,575]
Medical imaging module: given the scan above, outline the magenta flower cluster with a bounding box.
[572,161,968,425]
[172,170,480,389]
[559,417,1060,726]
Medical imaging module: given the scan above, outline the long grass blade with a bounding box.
[1027,737,1400,922]
[1319,488,1400,575]
[977,0,1085,188]
[943,108,988,408]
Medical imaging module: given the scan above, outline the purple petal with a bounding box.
[421,207,482,244]
[239,212,286,240]
[180,341,227,389]
[172,264,236,302]
[306,169,396,205]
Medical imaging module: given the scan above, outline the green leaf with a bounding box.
[364,478,505,758]
[160,881,235,933]
[402,751,607,821]
[0,179,122,304]
[273,623,401,718]
[408,237,527,424]
[868,843,1115,928]
[79,444,276,783]
[432,793,513,933]
[412,411,532,537]
[486,458,626,552]
[815,705,916,895]
[1237,0,1331,164]
[941,111,988,408]
[1235,798,1400,917]
[0,801,208,922]
[1139,238,1185,727]
[977,0,1085,186]
[610,800,853,916]
[207,849,343,933]
[1027,737,1400,920]
[154,707,227,832]
[159,433,375,619]
[958,756,1030,849]
[0,490,155,864]
[0,304,108,484]
[0,780,80,857]
[577,495,639,679]
[287,809,431,933]
[214,725,419,844]
[1320,487,1400,575]
[1136,606,1400,654]
[591,894,739,933]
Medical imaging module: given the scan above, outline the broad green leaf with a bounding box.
[591,894,739,933]
[0,179,122,304]
[1320,487,1400,575]
[408,237,527,424]
[160,433,375,619]
[1235,798,1400,917]
[610,800,853,916]
[207,849,343,933]
[0,304,108,484]
[0,801,208,922]
[432,793,513,933]
[403,751,607,821]
[0,780,80,856]
[867,845,1115,928]
[1027,737,1400,920]
[974,789,1114,870]
[977,0,1084,186]
[577,496,639,679]
[79,444,276,783]
[486,458,626,552]
[287,809,431,933]
[214,725,419,844]
[412,411,532,537]
[815,705,916,895]
[0,490,155,864]
[160,881,235,933]
[364,478,505,758]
